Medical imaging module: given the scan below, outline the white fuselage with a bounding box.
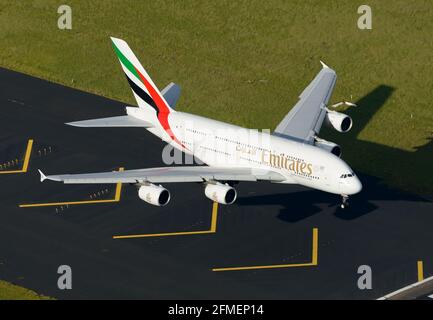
[129,107,362,195]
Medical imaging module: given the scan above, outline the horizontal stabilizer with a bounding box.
[66,115,153,128]
[161,82,181,109]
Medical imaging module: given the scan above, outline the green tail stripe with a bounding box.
[111,41,140,80]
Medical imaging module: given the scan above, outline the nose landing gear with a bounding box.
[340,195,349,209]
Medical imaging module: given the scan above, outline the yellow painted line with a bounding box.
[21,139,33,172]
[113,201,219,239]
[19,167,124,208]
[19,197,120,208]
[210,201,218,232]
[311,227,318,265]
[212,227,318,272]
[417,260,424,282]
[213,262,315,272]
[113,229,214,239]
[113,167,124,201]
[0,139,33,174]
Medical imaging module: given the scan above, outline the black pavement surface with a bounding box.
[416,292,433,300]
[0,67,432,299]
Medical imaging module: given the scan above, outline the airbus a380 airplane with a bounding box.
[39,37,362,209]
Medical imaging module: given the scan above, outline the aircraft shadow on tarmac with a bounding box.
[237,85,432,222]
[330,85,433,195]
[237,173,429,223]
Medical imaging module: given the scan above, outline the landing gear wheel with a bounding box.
[340,195,349,209]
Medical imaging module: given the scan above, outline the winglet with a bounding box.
[320,60,330,69]
[38,169,47,182]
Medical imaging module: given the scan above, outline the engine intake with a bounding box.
[138,184,171,206]
[326,110,352,133]
[314,137,342,157]
[205,183,237,205]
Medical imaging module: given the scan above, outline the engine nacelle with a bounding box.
[315,137,342,157]
[204,183,237,205]
[138,184,171,206]
[326,110,352,133]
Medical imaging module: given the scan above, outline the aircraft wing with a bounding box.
[39,166,287,184]
[273,62,337,144]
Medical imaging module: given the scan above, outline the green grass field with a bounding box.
[0,0,432,194]
[0,280,51,300]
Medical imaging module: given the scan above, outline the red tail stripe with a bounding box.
[134,66,186,149]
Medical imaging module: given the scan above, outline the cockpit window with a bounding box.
[340,172,356,179]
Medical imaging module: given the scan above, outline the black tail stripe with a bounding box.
[125,74,159,114]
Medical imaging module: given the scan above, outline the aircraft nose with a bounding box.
[350,177,363,194]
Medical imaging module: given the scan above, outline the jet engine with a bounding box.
[326,110,352,133]
[204,183,237,205]
[314,137,342,157]
[138,184,171,206]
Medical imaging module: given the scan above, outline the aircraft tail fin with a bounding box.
[110,37,175,116]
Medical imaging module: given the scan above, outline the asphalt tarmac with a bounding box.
[0,67,432,299]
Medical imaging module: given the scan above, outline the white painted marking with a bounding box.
[377,275,433,300]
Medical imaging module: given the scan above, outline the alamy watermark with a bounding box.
[160,124,272,167]
[57,265,72,290]
[57,5,72,30]
[357,265,372,290]
[357,5,372,30]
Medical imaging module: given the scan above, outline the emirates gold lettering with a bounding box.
[261,151,314,176]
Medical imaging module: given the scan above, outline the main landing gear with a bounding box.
[340,195,349,209]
